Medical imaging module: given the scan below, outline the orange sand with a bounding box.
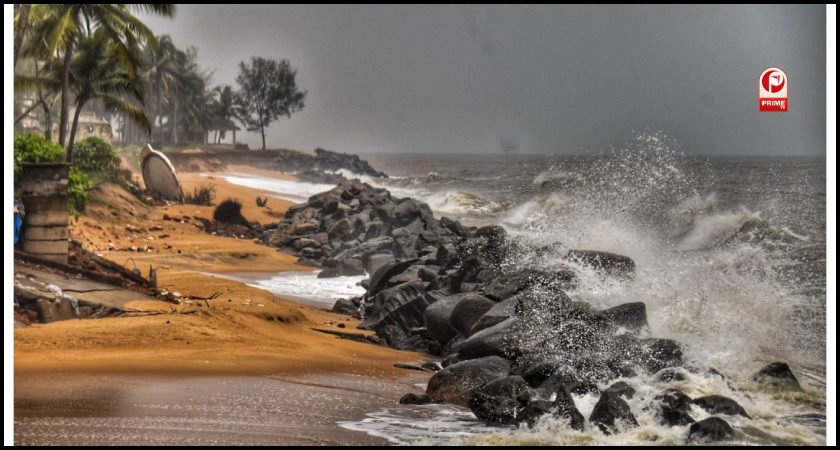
[16,164,423,378]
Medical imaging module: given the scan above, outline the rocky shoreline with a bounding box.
[261,179,806,443]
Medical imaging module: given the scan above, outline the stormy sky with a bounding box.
[141,5,826,156]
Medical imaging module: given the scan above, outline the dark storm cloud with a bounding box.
[141,5,826,155]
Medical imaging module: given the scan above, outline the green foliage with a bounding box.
[68,166,90,218]
[185,183,216,206]
[73,137,120,173]
[14,132,90,218]
[234,57,306,149]
[13,132,64,173]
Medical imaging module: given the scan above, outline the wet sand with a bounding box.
[15,372,427,445]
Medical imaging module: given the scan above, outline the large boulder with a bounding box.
[753,362,802,391]
[449,294,495,337]
[458,318,532,360]
[589,391,639,435]
[425,356,511,406]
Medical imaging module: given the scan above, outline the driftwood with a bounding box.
[311,328,383,346]
[86,252,154,288]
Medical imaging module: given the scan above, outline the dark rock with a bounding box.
[459,318,530,360]
[481,271,534,301]
[688,417,734,442]
[387,266,423,287]
[423,294,464,344]
[469,297,518,335]
[418,266,440,282]
[547,388,585,430]
[332,297,360,316]
[337,257,365,276]
[639,338,683,373]
[589,391,639,435]
[327,218,354,240]
[366,259,418,297]
[475,376,532,404]
[753,362,802,391]
[360,281,432,341]
[426,356,511,406]
[601,302,648,332]
[693,395,750,418]
[604,381,636,399]
[654,368,687,383]
[475,225,507,263]
[441,353,460,368]
[469,392,525,425]
[439,216,469,236]
[365,252,396,276]
[566,250,636,280]
[399,393,435,405]
[653,388,695,426]
[469,378,534,425]
[449,294,495,337]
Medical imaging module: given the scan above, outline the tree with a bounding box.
[234,57,306,150]
[24,4,173,152]
[13,4,31,69]
[212,85,235,143]
[16,33,150,158]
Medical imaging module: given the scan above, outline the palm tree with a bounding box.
[25,4,173,153]
[141,35,181,142]
[213,85,235,143]
[13,4,31,69]
[17,33,151,157]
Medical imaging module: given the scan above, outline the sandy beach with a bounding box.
[14,164,426,445]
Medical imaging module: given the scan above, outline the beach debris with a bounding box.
[256,196,268,207]
[393,362,433,372]
[140,144,184,202]
[213,198,249,226]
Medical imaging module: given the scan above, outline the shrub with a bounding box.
[185,183,216,205]
[73,136,120,174]
[68,166,91,218]
[213,198,249,226]
[14,133,90,218]
[14,133,65,174]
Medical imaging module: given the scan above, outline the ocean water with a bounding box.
[226,133,826,445]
